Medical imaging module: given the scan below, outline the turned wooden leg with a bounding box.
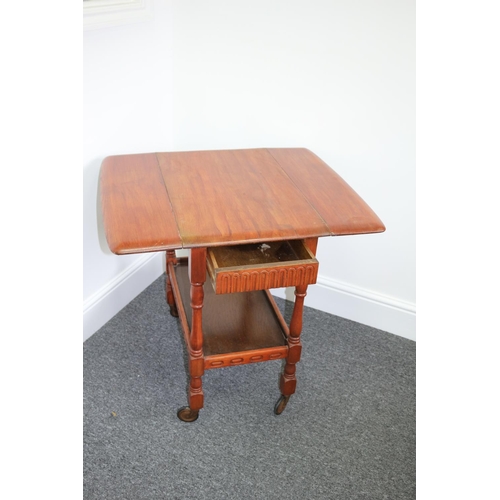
[276,284,307,415]
[165,250,179,317]
[178,248,206,422]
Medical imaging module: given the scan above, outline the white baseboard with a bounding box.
[272,276,416,341]
[83,252,164,341]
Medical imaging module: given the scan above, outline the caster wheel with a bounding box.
[177,406,199,422]
[169,306,179,318]
[274,395,290,415]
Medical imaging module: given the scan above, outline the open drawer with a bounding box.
[206,239,319,294]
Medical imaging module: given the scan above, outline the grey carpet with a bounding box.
[84,275,415,500]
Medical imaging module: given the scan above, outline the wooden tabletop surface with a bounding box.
[100,148,385,254]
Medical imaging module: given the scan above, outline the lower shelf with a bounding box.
[172,260,288,367]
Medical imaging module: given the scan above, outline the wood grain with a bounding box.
[156,149,331,247]
[267,148,386,235]
[100,148,385,255]
[99,153,181,254]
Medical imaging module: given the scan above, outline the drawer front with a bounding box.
[207,240,319,294]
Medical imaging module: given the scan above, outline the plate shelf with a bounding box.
[169,258,290,370]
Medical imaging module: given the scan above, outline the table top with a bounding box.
[99,148,385,254]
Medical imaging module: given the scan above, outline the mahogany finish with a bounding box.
[174,261,287,356]
[99,148,386,421]
[156,148,330,247]
[99,153,181,254]
[165,250,178,317]
[186,248,206,414]
[100,148,385,255]
[206,240,318,294]
[267,148,385,236]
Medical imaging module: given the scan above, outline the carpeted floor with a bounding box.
[83,275,415,500]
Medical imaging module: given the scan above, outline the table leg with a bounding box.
[178,247,207,422]
[275,284,307,415]
[165,250,179,317]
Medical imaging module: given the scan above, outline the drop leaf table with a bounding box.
[99,148,385,422]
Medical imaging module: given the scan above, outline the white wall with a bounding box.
[171,0,415,339]
[83,0,415,341]
[83,1,174,340]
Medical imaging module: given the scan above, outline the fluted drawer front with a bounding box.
[207,240,318,294]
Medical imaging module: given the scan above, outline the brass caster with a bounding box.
[177,406,199,422]
[274,395,290,415]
